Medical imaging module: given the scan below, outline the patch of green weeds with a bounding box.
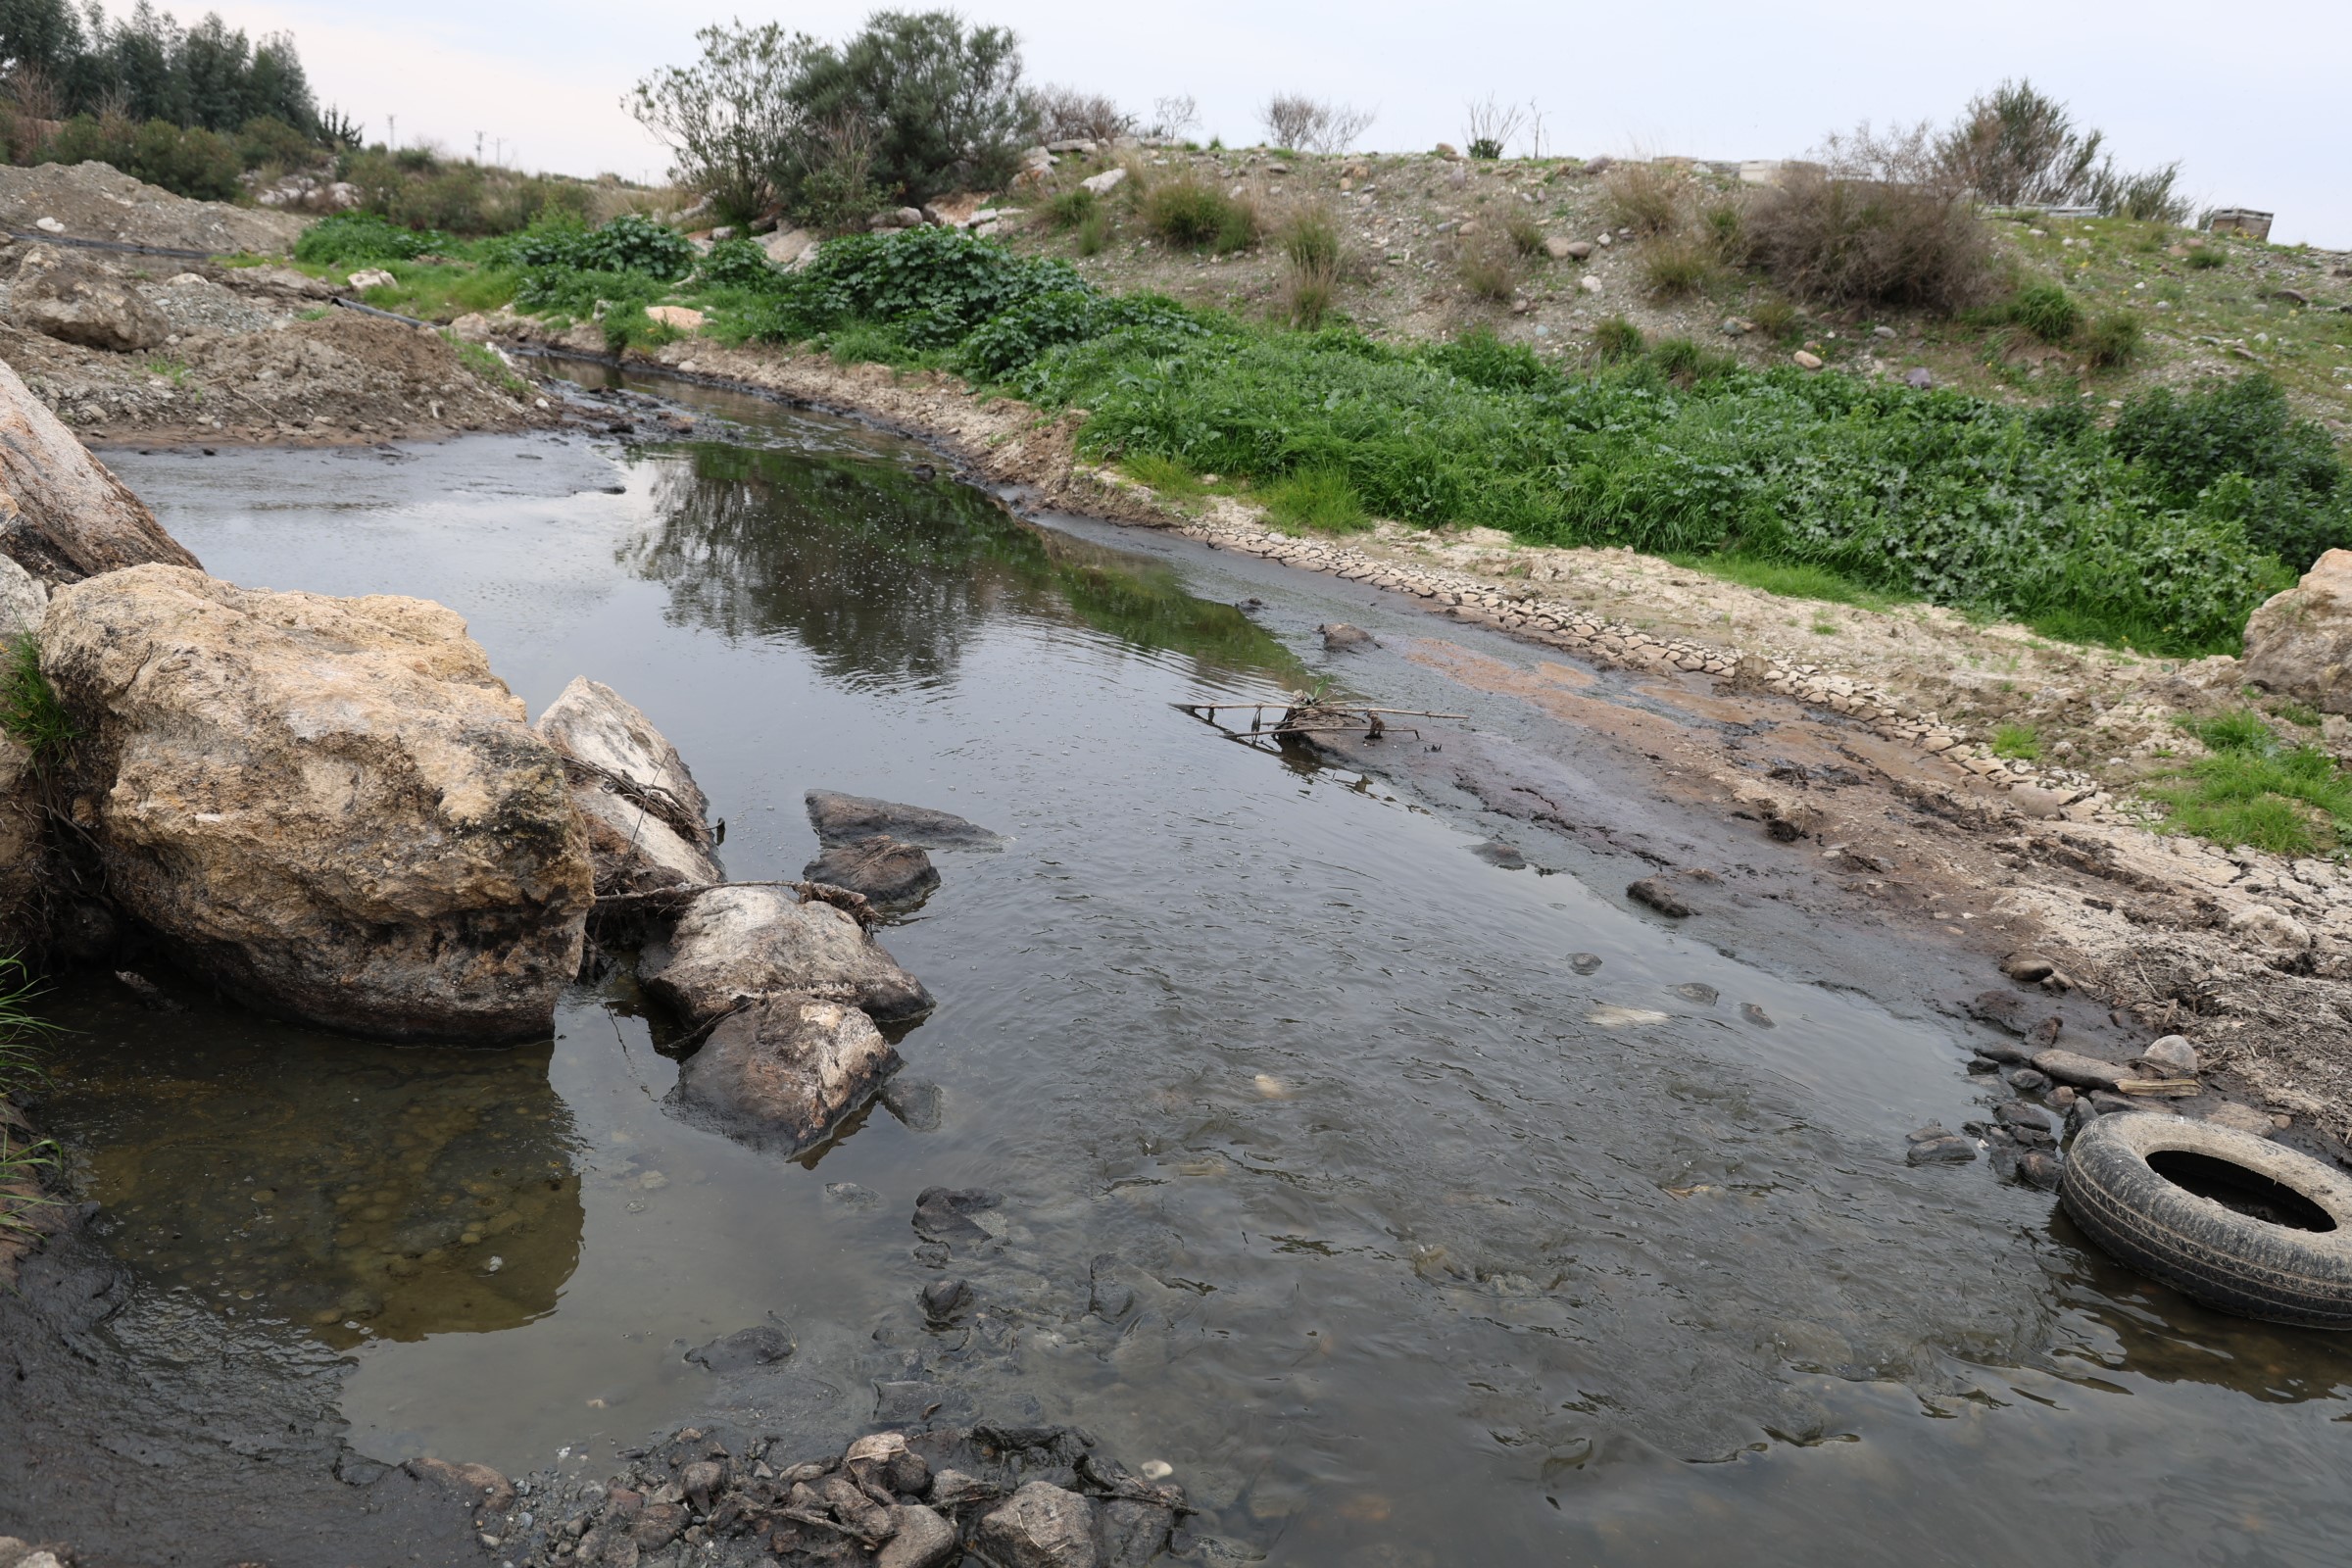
[2142,709,2352,855]
[1666,552,1909,612]
[1262,468,1369,533]
[1991,722,2041,760]
[1121,452,1209,501]
[0,639,74,761]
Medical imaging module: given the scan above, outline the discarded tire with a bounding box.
[2061,1112,2352,1328]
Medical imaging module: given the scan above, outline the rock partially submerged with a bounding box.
[643,884,935,1025]
[534,676,723,895]
[40,565,593,1041]
[672,995,903,1155]
[0,357,201,585]
[807,790,1002,849]
[804,834,940,906]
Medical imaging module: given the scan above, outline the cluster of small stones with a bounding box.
[1146,498,2117,817]
[504,1422,1183,1568]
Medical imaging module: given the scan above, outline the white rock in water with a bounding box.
[1586,1005,1671,1027]
[642,884,934,1025]
[535,675,722,896]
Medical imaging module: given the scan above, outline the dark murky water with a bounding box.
[43,389,2352,1564]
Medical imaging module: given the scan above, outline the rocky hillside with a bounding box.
[988,144,2352,441]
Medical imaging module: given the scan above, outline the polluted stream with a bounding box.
[32,376,2352,1565]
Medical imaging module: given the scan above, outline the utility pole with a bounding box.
[475,131,484,164]
[386,114,396,151]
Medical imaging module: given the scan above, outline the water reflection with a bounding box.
[47,979,582,1348]
[622,441,1308,688]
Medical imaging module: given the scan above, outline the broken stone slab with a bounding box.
[804,834,940,906]
[976,1481,1099,1568]
[535,676,723,895]
[641,884,934,1025]
[40,565,592,1041]
[807,790,1003,850]
[2032,1049,2131,1092]
[0,357,201,586]
[670,995,902,1155]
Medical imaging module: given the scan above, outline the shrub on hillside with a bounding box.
[294,212,448,266]
[1604,162,1682,236]
[40,113,242,201]
[1141,177,1257,253]
[785,11,1034,202]
[1745,124,1995,312]
[1034,85,1132,143]
[2011,282,2082,344]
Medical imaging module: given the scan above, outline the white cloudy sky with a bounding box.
[190,0,2349,246]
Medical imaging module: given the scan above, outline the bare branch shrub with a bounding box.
[1747,121,1996,312]
[1034,84,1135,143]
[1147,94,1200,139]
[1461,95,1526,161]
[1259,94,1375,154]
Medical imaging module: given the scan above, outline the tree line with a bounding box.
[0,0,320,136]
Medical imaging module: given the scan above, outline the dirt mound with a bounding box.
[0,161,304,256]
[183,312,537,436]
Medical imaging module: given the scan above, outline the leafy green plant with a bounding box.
[696,235,782,291]
[296,212,449,267]
[1649,336,1735,385]
[1263,467,1369,533]
[0,639,74,760]
[1991,722,2041,760]
[2112,374,2352,569]
[2183,710,2274,755]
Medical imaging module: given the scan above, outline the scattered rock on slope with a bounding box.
[39,565,593,1042]
[11,244,169,351]
[0,357,200,584]
[534,675,722,895]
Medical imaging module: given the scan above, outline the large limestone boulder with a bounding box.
[11,244,170,351]
[641,884,934,1025]
[534,676,722,896]
[2243,549,2352,713]
[670,995,901,1154]
[39,565,593,1041]
[0,357,201,585]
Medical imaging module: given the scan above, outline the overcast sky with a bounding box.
[198,0,2349,247]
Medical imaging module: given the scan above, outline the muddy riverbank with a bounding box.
[6,404,2350,1565]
